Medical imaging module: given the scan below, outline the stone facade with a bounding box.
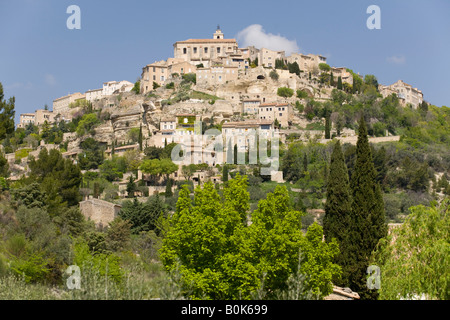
[85,88,103,102]
[17,113,35,128]
[79,198,122,228]
[141,58,197,93]
[53,92,85,120]
[258,103,291,127]
[379,80,423,108]
[286,53,327,73]
[102,80,134,96]
[173,27,239,69]
[196,65,238,86]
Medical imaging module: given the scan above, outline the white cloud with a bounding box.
[236,24,300,55]
[386,55,406,65]
[45,74,57,86]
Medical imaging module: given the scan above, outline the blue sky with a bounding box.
[1,0,449,124]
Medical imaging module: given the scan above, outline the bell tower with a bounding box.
[213,25,224,39]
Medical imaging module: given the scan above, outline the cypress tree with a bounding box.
[337,76,343,90]
[222,165,229,183]
[302,153,308,174]
[330,72,335,86]
[323,140,353,286]
[138,124,143,151]
[165,178,173,197]
[348,116,387,299]
[325,115,331,139]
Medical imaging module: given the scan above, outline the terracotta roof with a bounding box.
[260,103,277,107]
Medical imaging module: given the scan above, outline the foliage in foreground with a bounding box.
[371,198,449,300]
[160,174,341,300]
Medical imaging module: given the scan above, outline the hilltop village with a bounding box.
[8,26,427,223]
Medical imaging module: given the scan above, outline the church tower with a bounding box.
[213,25,224,39]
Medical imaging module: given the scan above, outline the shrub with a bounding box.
[277,87,294,98]
[269,70,279,81]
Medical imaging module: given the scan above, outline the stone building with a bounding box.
[258,102,291,127]
[34,109,55,126]
[242,99,261,115]
[285,53,327,73]
[330,67,353,85]
[173,26,239,69]
[17,113,35,128]
[17,109,55,128]
[102,80,134,96]
[258,47,285,68]
[85,88,103,102]
[196,65,238,86]
[379,80,423,108]
[140,58,197,93]
[53,92,85,120]
[79,198,122,228]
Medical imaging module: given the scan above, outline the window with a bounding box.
[183,48,187,54]
[153,67,156,72]
[279,113,283,117]
[204,47,208,54]
[161,76,165,81]
[193,47,197,54]
[153,75,156,80]
[217,47,221,54]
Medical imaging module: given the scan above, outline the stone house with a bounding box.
[379,80,423,108]
[52,92,85,120]
[79,198,122,228]
[196,65,238,86]
[258,102,291,127]
[173,27,239,69]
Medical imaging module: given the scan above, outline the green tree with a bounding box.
[348,116,387,299]
[318,63,331,72]
[323,141,353,286]
[325,114,331,139]
[288,62,301,76]
[126,174,136,197]
[0,83,15,141]
[222,164,229,183]
[337,76,343,90]
[275,59,286,70]
[160,175,341,300]
[371,199,449,300]
[119,196,166,234]
[277,87,294,98]
[165,178,174,197]
[76,113,99,136]
[28,148,82,208]
[269,70,279,81]
[132,80,141,94]
[0,151,8,177]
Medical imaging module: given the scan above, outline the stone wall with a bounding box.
[79,198,122,228]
